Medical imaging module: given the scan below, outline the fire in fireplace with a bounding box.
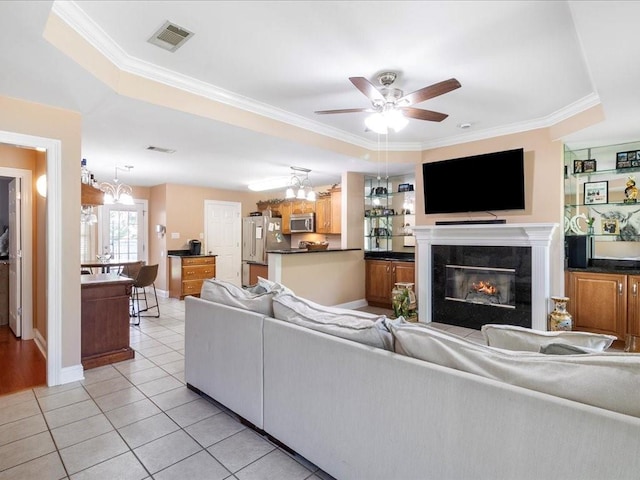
[445,265,516,309]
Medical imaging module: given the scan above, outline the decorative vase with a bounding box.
[392,282,417,321]
[548,296,573,331]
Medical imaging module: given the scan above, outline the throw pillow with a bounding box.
[257,276,295,295]
[539,343,590,355]
[481,323,616,352]
[389,318,640,418]
[272,293,393,350]
[200,278,276,316]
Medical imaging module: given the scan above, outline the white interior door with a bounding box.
[8,178,21,337]
[205,200,241,285]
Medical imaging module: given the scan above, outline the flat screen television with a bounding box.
[422,148,525,215]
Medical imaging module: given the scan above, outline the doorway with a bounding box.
[0,130,65,389]
[0,164,38,394]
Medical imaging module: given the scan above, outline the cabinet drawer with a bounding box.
[182,257,215,266]
[182,279,205,295]
[182,265,215,280]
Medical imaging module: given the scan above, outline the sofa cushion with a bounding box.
[272,293,393,350]
[481,324,616,352]
[539,343,591,355]
[200,278,276,316]
[388,319,640,417]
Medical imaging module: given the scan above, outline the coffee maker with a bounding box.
[189,239,202,255]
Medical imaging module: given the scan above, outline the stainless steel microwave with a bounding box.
[290,213,315,233]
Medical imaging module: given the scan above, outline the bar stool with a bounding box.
[130,264,160,326]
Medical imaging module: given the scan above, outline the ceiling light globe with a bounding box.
[118,193,134,205]
[387,110,409,132]
[296,188,306,200]
[285,187,295,199]
[365,113,388,134]
[306,190,316,202]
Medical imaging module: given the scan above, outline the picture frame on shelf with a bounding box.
[573,160,584,174]
[582,159,597,173]
[629,151,640,168]
[602,218,619,235]
[398,183,414,192]
[584,181,608,205]
[616,152,632,169]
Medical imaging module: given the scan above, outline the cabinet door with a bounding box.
[330,189,341,234]
[392,261,415,285]
[628,275,640,335]
[315,197,330,234]
[366,260,392,307]
[280,202,292,234]
[570,271,627,338]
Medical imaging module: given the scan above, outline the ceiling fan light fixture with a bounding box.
[365,112,388,134]
[386,109,409,132]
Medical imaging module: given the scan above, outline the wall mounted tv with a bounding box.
[422,148,525,215]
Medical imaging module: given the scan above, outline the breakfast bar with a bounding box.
[267,248,362,306]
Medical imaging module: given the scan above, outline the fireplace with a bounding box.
[413,224,560,331]
[432,245,531,330]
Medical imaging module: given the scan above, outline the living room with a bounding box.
[1,1,640,479]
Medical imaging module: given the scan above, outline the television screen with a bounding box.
[422,148,525,215]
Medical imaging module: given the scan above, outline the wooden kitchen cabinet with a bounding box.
[81,182,104,206]
[366,259,415,308]
[627,275,640,335]
[169,255,216,299]
[568,271,629,339]
[249,263,268,286]
[316,188,341,234]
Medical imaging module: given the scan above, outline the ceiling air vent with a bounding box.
[146,145,176,154]
[147,21,194,52]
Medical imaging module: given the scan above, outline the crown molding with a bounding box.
[52,1,601,155]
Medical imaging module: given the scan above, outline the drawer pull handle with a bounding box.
[619,282,623,295]
[634,283,638,296]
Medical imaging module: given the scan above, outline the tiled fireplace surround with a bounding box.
[413,224,558,331]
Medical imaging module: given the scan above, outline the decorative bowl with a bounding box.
[305,242,329,251]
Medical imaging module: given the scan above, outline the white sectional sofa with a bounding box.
[185,281,640,480]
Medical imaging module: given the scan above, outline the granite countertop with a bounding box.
[365,251,415,262]
[81,273,133,286]
[267,248,361,254]
[568,258,640,275]
[167,249,217,258]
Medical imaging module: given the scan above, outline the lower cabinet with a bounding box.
[567,271,640,340]
[169,255,216,299]
[365,259,415,308]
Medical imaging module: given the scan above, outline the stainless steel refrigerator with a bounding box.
[242,216,290,285]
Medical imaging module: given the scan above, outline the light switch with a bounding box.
[171,232,180,239]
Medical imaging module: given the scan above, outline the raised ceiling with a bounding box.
[0,1,638,190]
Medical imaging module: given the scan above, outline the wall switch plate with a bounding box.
[171,232,180,239]
[199,233,204,239]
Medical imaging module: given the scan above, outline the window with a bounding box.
[100,200,147,263]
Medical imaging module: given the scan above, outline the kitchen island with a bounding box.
[267,248,363,307]
[81,273,134,370]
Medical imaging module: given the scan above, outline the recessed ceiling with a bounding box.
[0,1,638,190]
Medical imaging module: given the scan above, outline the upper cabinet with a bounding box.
[316,187,341,234]
[564,140,640,260]
[364,175,415,253]
[81,183,104,206]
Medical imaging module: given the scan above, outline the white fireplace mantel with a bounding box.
[413,223,559,331]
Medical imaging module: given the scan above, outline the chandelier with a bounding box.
[285,167,316,202]
[100,166,134,205]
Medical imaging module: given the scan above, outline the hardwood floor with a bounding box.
[0,325,46,395]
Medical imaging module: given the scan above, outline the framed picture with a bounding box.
[616,151,631,169]
[573,160,584,173]
[602,218,619,235]
[584,181,608,205]
[582,159,597,173]
[632,151,640,167]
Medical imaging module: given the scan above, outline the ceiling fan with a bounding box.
[315,72,461,133]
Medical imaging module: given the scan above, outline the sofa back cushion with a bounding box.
[481,324,616,352]
[200,278,276,316]
[272,293,393,350]
[388,319,640,418]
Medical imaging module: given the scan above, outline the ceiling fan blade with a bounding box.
[402,107,449,122]
[398,78,461,106]
[314,108,372,115]
[349,77,385,102]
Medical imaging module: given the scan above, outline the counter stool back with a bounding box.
[130,264,160,326]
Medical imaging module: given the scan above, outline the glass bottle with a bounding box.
[81,158,89,184]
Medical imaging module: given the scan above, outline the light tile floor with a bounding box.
[0,295,337,480]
